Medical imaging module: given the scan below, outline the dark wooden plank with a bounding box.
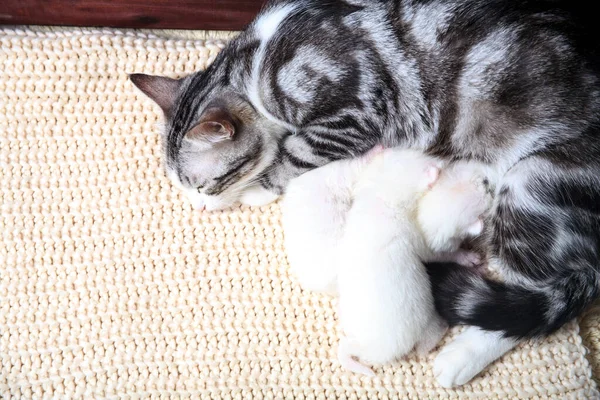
[0,0,267,30]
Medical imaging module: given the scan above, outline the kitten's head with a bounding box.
[130,70,280,210]
[418,169,492,252]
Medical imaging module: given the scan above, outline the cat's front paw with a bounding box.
[183,188,208,210]
[239,185,280,207]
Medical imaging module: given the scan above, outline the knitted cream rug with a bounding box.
[582,305,600,387]
[1,26,598,399]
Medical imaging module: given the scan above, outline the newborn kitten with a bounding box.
[337,150,491,376]
[281,149,378,294]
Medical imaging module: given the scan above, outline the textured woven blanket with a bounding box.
[0,26,598,399]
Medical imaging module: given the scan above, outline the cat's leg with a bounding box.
[239,185,281,206]
[427,139,600,387]
[433,327,517,387]
[337,336,376,377]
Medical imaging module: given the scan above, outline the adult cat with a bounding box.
[131,0,600,387]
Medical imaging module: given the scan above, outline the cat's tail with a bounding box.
[426,262,599,338]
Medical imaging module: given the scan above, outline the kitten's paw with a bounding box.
[455,250,483,268]
[338,337,376,377]
[239,185,280,207]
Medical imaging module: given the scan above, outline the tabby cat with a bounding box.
[131,0,600,387]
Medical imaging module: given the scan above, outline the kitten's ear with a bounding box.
[425,166,441,188]
[129,73,182,117]
[466,218,485,236]
[185,107,236,143]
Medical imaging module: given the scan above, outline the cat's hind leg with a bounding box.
[433,327,517,387]
[428,136,600,386]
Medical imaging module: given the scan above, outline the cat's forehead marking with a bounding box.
[254,4,297,42]
[247,5,298,131]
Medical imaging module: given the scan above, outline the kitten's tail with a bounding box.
[426,262,599,338]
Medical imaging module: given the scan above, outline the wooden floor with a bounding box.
[0,0,266,30]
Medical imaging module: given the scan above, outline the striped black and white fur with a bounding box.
[131,0,600,387]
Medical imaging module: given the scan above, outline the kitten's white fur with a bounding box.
[338,152,492,374]
[281,154,371,294]
[336,149,443,373]
[282,148,493,375]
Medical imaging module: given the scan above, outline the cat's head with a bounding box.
[130,71,280,210]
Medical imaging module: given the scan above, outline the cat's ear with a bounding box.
[129,73,182,117]
[185,107,236,143]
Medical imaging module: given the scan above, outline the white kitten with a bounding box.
[281,152,374,294]
[281,147,492,375]
[336,148,443,375]
[337,151,492,376]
